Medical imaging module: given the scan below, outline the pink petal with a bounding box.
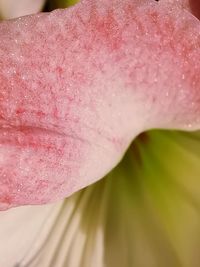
[163,0,190,9]
[161,0,200,19]
[0,0,45,19]
[0,0,200,209]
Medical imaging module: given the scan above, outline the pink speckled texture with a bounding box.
[0,0,200,209]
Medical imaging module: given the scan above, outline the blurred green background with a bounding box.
[44,0,79,11]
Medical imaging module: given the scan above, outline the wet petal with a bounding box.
[0,0,45,19]
[11,129,200,267]
[0,0,200,209]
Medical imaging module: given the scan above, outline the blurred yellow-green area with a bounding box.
[44,0,79,11]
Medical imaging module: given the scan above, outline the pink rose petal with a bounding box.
[0,0,200,209]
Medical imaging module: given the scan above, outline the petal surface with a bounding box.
[161,0,200,18]
[0,0,45,19]
[0,0,200,209]
[0,201,63,267]
[5,129,200,267]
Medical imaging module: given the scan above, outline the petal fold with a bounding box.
[11,130,200,267]
[0,0,200,208]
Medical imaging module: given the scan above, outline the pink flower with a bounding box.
[0,1,200,266]
[0,0,200,210]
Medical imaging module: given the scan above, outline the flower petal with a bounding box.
[0,0,200,209]
[161,0,190,9]
[161,0,200,19]
[0,0,45,19]
[17,130,200,267]
[0,201,63,267]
